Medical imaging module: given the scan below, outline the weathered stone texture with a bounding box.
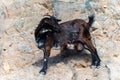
[53,0,120,80]
[0,0,52,76]
[0,0,120,80]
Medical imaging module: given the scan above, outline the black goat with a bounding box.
[34,15,101,75]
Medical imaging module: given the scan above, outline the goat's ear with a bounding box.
[57,19,61,22]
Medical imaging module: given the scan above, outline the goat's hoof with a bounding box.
[39,70,46,75]
[91,60,101,68]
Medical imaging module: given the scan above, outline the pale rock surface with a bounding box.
[0,0,120,80]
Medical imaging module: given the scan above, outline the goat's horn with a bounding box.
[43,14,52,18]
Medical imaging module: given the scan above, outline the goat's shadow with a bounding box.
[32,50,91,67]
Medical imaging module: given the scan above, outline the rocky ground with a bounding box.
[0,0,120,80]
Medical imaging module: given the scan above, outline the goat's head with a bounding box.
[40,15,61,33]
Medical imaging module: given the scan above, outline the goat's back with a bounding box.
[54,19,87,45]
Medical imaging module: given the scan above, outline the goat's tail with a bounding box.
[87,14,95,30]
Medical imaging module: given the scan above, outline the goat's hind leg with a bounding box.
[91,49,100,67]
[84,39,101,67]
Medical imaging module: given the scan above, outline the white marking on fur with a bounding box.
[44,59,47,62]
[67,44,74,49]
[77,44,83,50]
[38,42,44,47]
[40,29,52,33]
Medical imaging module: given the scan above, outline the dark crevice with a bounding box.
[105,65,111,80]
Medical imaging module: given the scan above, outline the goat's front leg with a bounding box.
[60,44,69,58]
[40,47,50,75]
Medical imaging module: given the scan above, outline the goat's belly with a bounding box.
[52,43,84,51]
[67,43,83,51]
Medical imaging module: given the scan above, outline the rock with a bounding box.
[0,0,120,80]
[58,0,76,3]
[0,0,52,76]
[53,0,120,80]
[17,42,32,53]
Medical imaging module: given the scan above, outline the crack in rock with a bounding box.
[105,65,111,80]
[67,63,77,80]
